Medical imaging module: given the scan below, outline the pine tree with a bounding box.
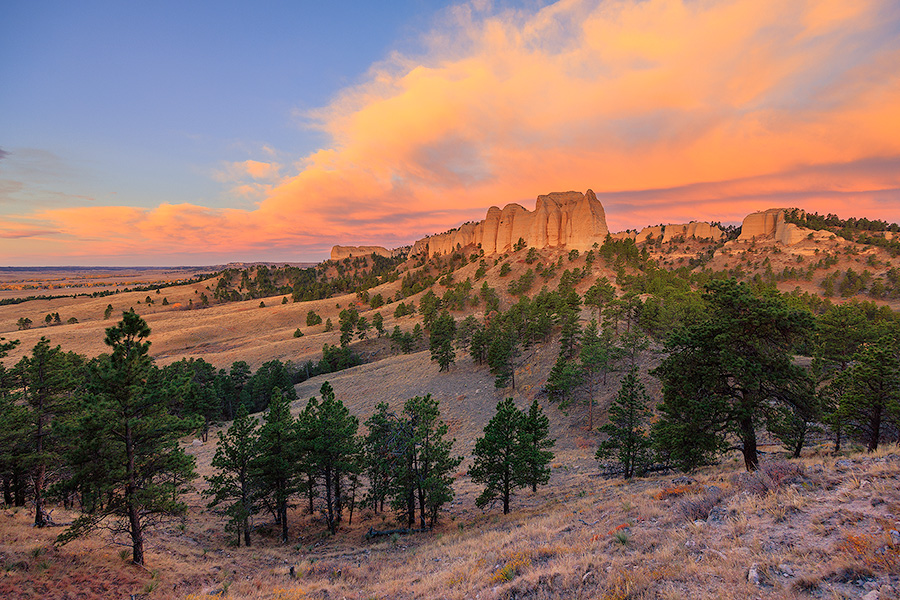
[579,320,615,429]
[652,280,814,471]
[252,387,297,543]
[403,394,461,528]
[362,402,398,513]
[305,382,361,534]
[517,399,555,492]
[596,369,653,479]
[469,398,523,514]
[839,338,900,452]
[56,311,197,565]
[16,338,83,527]
[545,354,582,406]
[429,311,457,372]
[205,404,260,546]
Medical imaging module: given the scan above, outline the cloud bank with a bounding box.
[5,0,900,264]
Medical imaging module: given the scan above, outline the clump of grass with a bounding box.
[489,551,532,584]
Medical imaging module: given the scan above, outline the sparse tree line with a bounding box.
[0,310,556,566]
[409,252,899,480]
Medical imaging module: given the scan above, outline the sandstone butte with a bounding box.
[329,195,841,261]
[737,208,832,245]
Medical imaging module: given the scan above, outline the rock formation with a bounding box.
[410,190,610,257]
[614,222,724,244]
[330,245,393,260]
[737,209,810,245]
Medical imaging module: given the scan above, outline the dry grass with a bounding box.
[2,445,889,600]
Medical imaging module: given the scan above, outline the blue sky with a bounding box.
[2,0,899,265]
[1,1,466,211]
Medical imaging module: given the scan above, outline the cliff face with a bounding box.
[737,209,812,245]
[614,222,724,244]
[411,190,610,257]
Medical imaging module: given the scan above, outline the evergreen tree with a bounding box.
[585,277,616,322]
[596,369,653,478]
[362,402,399,513]
[517,399,554,492]
[56,311,197,565]
[487,322,518,388]
[204,404,260,546]
[372,312,385,337]
[306,382,361,534]
[252,388,297,543]
[429,311,457,372]
[469,398,523,514]
[579,320,616,430]
[545,354,582,405]
[403,394,461,528]
[840,338,900,452]
[15,338,83,527]
[652,280,814,471]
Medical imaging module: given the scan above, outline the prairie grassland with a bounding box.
[2,445,898,600]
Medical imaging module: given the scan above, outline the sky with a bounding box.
[2,0,900,266]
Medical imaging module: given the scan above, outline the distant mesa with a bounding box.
[330,245,394,260]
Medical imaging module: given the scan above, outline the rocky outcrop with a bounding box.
[411,190,609,257]
[330,245,393,260]
[614,222,724,244]
[737,209,809,245]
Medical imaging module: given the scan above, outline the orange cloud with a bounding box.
[7,0,900,264]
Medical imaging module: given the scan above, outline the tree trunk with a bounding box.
[503,473,510,515]
[2,474,11,506]
[867,404,882,453]
[740,415,759,471]
[34,395,47,527]
[125,420,144,565]
[324,467,335,534]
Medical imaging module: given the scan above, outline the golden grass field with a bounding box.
[1,236,899,599]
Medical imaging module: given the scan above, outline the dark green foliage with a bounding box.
[306,310,323,327]
[103,304,113,319]
[356,316,370,340]
[487,322,517,388]
[241,360,298,414]
[507,269,535,296]
[319,344,362,373]
[419,290,440,329]
[392,395,461,528]
[596,369,652,478]
[56,311,197,565]
[652,280,815,472]
[579,320,618,429]
[585,277,616,321]
[298,382,362,534]
[372,312,384,337]
[362,402,397,514]
[339,307,359,347]
[518,400,555,493]
[204,404,259,546]
[429,311,456,371]
[252,388,297,543]
[838,337,900,452]
[545,354,582,406]
[480,282,500,313]
[499,263,511,277]
[469,398,521,513]
[294,328,304,338]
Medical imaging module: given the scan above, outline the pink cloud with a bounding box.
[6,0,900,264]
